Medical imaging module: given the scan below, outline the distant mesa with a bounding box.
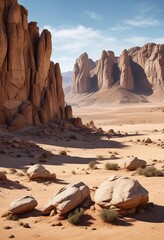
[69,43,164,104]
[0,0,72,130]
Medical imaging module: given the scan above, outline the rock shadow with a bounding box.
[0,179,29,190]
[134,204,164,223]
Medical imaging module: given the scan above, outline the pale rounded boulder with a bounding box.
[124,156,147,170]
[43,182,90,215]
[9,196,38,214]
[94,175,149,212]
[27,164,54,180]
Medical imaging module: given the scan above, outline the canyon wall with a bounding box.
[0,0,72,129]
[72,43,164,94]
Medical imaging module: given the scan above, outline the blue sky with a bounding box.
[18,0,164,72]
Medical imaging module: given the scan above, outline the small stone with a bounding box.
[51,222,62,227]
[4,226,12,229]
[9,235,15,238]
[19,222,24,226]
[23,223,31,228]
[144,138,153,144]
[91,227,97,230]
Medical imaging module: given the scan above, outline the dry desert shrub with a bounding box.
[68,208,84,225]
[100,209,119,223]
[96,155,104,160]
[72,170,76,175]
[59,150,67,156]
[137,166,163,177]
[89,160,97,169]
[105,163,119,170]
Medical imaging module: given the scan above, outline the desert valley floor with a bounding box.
[0,102,164,240]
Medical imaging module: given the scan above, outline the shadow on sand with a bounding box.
[134,204,164,223]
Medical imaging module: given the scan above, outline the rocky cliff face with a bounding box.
[71,43,164,94]
[0,0,72,129]
[71,52,96,93]
[118,50,134,91]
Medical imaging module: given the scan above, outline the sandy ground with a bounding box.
[0,102,164,240]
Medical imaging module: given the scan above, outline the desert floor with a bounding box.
[0,102,164,240]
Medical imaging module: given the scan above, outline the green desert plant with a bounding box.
[105,163,119,170]
[68,208,84,225]
[100,209,119,223]
[89,160,97,169]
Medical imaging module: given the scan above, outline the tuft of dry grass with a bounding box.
[105,163,119,170]
[89,161,97,169]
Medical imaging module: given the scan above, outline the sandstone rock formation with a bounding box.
[43,182,90,215]
[71,53,96,93]
[124,156,147,171]
[0,0,72,129]
[71,43,164,95]
[94,175,149,214]
[95,50,115,89]
[9,196,38,214]
[118,50,134,90]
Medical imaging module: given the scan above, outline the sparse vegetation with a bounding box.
[96,155,104,160]
[59,150,67,156]
[100,209,119,223]
[68,208,84,225]
[72,170,76,175]
[89,160,97,169]
[137,166,164,177]
[105,163,119,170]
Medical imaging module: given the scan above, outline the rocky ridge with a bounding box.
[71,43,164,95]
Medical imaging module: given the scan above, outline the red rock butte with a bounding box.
[71,43,164,94]
[0,0,72,130]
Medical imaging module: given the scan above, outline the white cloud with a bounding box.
[123,17,161,27]
[84,10,101,20]
[109,24,131,32]
[43,24,164,72]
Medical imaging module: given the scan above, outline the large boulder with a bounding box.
[43,182,90,215]
[94,175,149,213]
[27,164,54,180]
[124,157,147,170]
[9,196,38,214]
